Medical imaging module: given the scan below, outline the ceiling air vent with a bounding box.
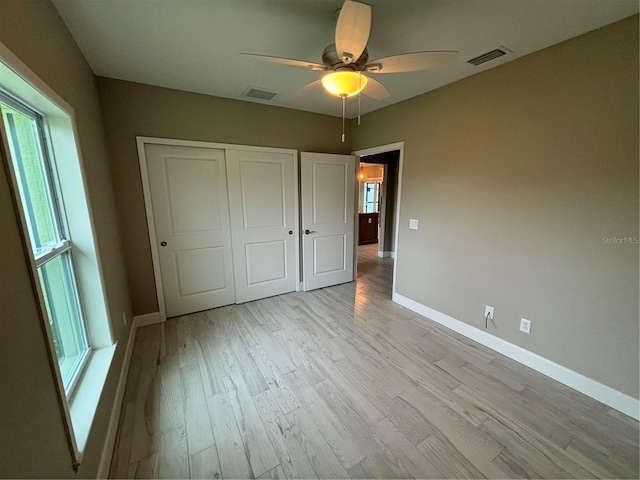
[242,87,278,101]
[467,48,507,66]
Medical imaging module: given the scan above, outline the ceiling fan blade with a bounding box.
[241,53,327,71]
[365,51,458,73]
[335,0,371,65]
[362,76,390,100]
[294,79,324,97]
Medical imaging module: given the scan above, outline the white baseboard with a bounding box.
[133,311,162,328]
[393,292,640,421]
[95,321,139,478]
[378,251,396,258]
[95,311,162,477]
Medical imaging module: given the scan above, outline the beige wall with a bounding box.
[97,77,351,316]
[0,0,132,476]
[351,16,639,398]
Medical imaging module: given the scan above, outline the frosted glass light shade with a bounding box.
[321,71,368,97]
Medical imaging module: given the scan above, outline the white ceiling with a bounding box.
[53,0,638,118]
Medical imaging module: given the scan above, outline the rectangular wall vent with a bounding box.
[243,87,278,101]
[467,48,507,66]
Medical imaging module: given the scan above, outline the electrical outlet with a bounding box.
[484,305,494,320]
[520,318,532,334]
[483,305,494,329]
[409,219,419,230]
[122,311,128,327]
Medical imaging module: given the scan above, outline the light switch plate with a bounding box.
[409,219,419,230]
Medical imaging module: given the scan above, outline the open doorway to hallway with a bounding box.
[356,149,400,297]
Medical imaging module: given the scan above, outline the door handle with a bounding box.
[160,241,167,247]
[288,230,293,235]
[304,229,317,235]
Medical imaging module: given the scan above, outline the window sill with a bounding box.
[68,342,117,463]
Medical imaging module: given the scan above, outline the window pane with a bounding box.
[37,252,88,389]
[365,183,373,203]
[1,102,60,254]
[363,182,380,213]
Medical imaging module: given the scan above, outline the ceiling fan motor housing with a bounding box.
[322,43,369,71]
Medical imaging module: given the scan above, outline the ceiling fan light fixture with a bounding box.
[321,71,368,97]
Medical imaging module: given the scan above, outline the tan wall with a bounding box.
[97,77,350,316]
[351,16,639,398]
[0,0,132,476]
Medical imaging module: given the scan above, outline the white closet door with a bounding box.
[145,144,235,317]
[226,149,298,303]
[301,152,356,291]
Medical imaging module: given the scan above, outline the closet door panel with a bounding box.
[145,144,235,317]
[226,149,298,303]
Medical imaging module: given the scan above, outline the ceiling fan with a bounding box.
[242,0,458,140]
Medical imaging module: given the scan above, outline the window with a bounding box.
[1,94,90,394]
[363,181,381,213]
[1,51,117,465]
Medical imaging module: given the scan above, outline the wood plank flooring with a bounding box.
[109,243,639,479]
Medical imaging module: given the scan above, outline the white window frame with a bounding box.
[0,42,116,469]
[1,93,92,396]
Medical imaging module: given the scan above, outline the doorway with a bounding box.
[358,165,383,247]
[353,143,403,297]
[358,151,400,258]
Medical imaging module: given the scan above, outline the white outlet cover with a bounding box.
[485,305,494,319]
[520,318,532,334]
[409,218,419,230]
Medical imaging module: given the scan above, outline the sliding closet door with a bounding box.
[226,149,298,303]
[145,144,235,317]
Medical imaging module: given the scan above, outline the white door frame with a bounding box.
[137,136,300,322]
[352,141,404,295]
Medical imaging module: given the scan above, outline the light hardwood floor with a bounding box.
[109,243,639,479]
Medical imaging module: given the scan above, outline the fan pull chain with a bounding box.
[358,71,362,125]
[341,95,346,143]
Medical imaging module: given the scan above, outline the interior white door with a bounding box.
[301,152,356,291]
[226,149,298,303]
[145,144,235,317]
